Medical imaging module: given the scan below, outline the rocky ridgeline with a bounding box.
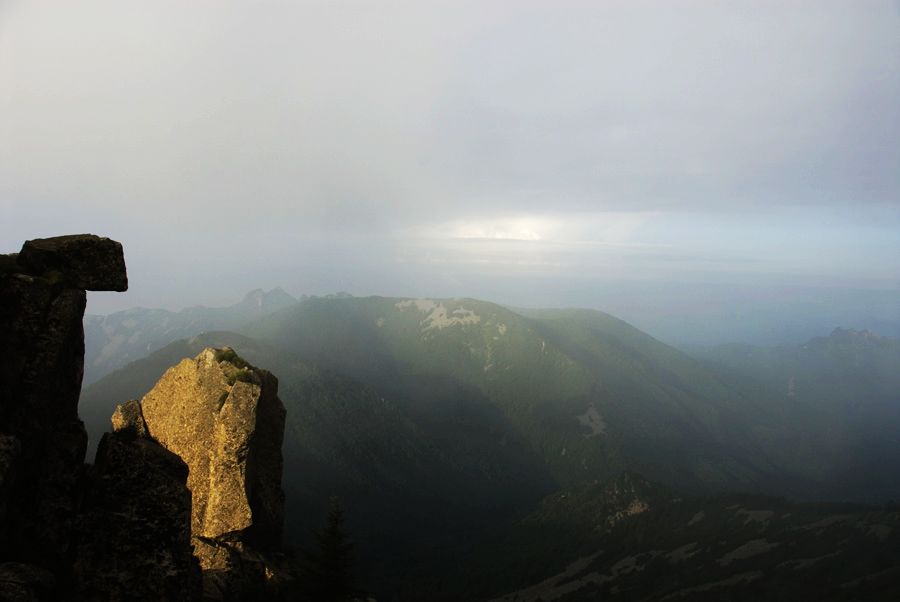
[0,235,287,601]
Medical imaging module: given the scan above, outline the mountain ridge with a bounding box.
[78,293,900,598]
[83,288,298,384]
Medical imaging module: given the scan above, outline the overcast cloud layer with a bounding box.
[1,1,898,341]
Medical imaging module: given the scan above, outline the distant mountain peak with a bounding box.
[802,327,886,350]
[241,288,266,299]
[234,288,297,313]
[83,288,300,384]
[829,327,880,340]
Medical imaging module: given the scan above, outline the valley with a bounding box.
[79,292,900,599]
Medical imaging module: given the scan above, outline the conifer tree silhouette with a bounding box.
[303,496,356,601]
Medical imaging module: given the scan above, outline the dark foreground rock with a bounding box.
[18,234,127,292]
[73,431,201,601]
[0,235,126,578]
[0,563,55,602]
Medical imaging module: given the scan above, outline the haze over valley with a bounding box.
[3,1,898,345]
[3,1,899,600]
[75,289,900,598]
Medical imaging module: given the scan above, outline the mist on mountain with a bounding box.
[4,1,900,599]
[78,292,900,598]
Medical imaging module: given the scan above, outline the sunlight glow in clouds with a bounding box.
[439,217,550,241]
[416,212,652,245]
[1,0,898,317]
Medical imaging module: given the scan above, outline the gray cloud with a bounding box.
[1,1,897,320]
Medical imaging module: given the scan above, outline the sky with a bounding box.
[1,1,898,343]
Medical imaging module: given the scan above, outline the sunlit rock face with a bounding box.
[0,235,126,576]
[120,347,287,598]
[137,347,286,549]
[110,399,148,437]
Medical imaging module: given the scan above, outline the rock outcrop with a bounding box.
[117,347,287,600]
[0,562,55,601]
[17,235,127,292]
[73,431,201,601]
[0,235,289,601]
[0,235,126,580]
